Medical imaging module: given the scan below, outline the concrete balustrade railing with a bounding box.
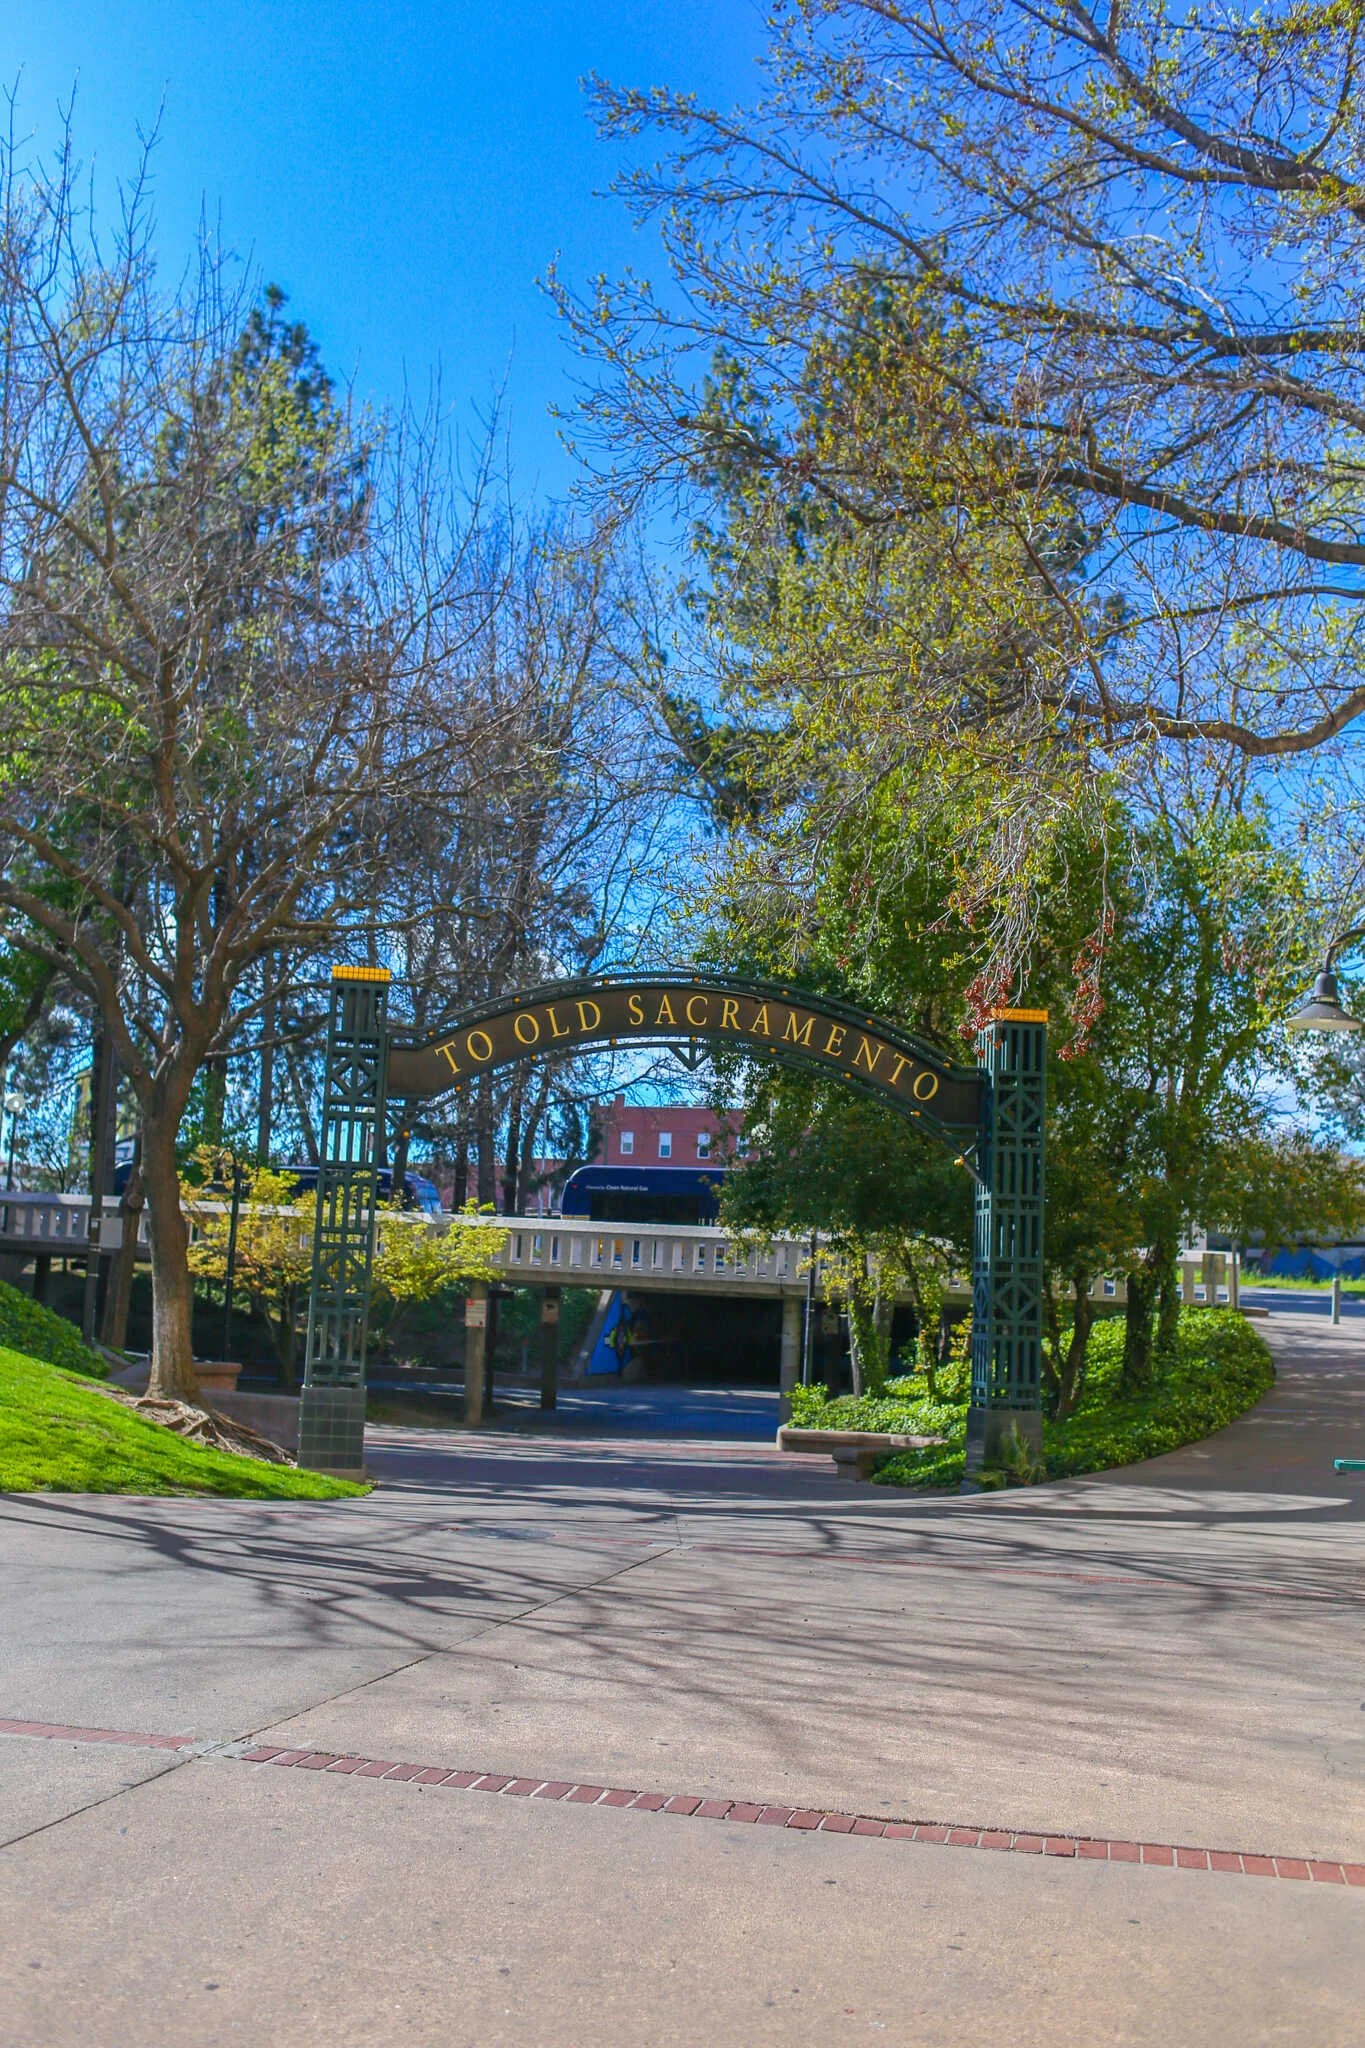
[0,1192,151,1251]
[0,1191,1237,1307]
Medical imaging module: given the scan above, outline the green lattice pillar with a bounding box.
[965,1006,1047,1476]
[298,966,390,1477]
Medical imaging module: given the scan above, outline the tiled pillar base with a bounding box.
[964,1405,1043,1475]
[297,1385,366,1476]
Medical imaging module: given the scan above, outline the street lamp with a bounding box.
[3,1092,25,1192]
[1283,929,1364,1324]
[1285,928,1365,1034]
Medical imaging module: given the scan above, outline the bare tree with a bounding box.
[559,1,1365,794]
[384,513,674,1210]
[0,133,495,1396]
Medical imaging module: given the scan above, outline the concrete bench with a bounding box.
[776,1426,946,1480]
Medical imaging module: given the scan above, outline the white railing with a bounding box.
[0,1192,150,1251]
[0,1192,1239,1306]
[497,1219,808,1294]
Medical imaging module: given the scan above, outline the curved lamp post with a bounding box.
[1285,928,1365,1034]
[3,1091,24,1192]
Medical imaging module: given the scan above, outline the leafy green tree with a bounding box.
[186,1155,506,1385]
[1033,813,1363,1393]
[720,1073,972,1393]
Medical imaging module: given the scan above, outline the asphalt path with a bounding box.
[1,1312,1362,2044]
[1242,1284,1365,1319]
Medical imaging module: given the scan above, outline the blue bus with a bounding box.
[558,1163,729,1226]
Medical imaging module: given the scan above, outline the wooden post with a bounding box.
[464,1282,488,1426]
[483,1290,499,1412]
[540,1287,561,1410]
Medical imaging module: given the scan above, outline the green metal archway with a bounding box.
[297,968,1046,1480]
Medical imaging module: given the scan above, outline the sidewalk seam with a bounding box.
[4,1718,1357,1888]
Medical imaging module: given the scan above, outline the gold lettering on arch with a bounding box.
[853,1035,883,1076]
[466,1029,494,1064]
[912,1069,940,1102]
[576,1000,602,1032]
[783,1012,814,1047]
[655,994,677,1026]
[685,994,709,1028]
[513,1012,540,1046]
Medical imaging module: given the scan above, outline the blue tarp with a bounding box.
[586,1291,633,1375]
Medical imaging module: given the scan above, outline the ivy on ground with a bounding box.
[789,1308,1273,1491]
[0,1281,108,1380]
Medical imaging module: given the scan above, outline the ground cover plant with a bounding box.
[0,1281,108,1380]
[0,1346,367,1499]
[787,1308,1273,1491]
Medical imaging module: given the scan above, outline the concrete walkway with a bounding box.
[1,1315,1362,2044]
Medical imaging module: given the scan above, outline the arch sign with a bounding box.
[386,973,982,1138]
[298,966,1046,1487]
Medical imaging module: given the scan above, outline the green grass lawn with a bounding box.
[1244,1273,1365,1292]
[789,1307,1274,1491]
[0,1344,367,1499]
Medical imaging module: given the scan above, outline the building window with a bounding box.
[619,1130,634,1156]
[658,1131,672,1159]
[696,1132,711,1159]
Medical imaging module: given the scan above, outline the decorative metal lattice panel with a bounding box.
[302,967,390,1395]
[970,1009,1047,1414]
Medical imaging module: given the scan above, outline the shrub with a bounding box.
[873,1306,1272,1491]
[0,1281,107,1379]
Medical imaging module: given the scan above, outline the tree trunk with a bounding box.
[846,1310,863,1397]
[453,1135,468,1211]
[284,1038,320,1164]
[141,1116,200,1402]
[1055,1279,1096,1421]
[847,1296,888,1396]
[1121,1262,1159,1398]
[1042,1280,1063,1416]
[871,1292,892,1393]
[100,1149,143,1353]
[475,1079,497,1211]
[502,1073,524,1216]
[1156,1250,1182,1358]
[390,1104,412,1205]
[202,1056,226,1152]
[256,990,276,1166]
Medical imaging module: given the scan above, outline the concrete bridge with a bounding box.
[0,1194,820,1298]
[0,1190,1235,1311]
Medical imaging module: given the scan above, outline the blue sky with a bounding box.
[9,1,768,499]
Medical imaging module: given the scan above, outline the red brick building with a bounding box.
[598,1095,746,1168]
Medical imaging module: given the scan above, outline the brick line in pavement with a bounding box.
[2,1718,1360,1887]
